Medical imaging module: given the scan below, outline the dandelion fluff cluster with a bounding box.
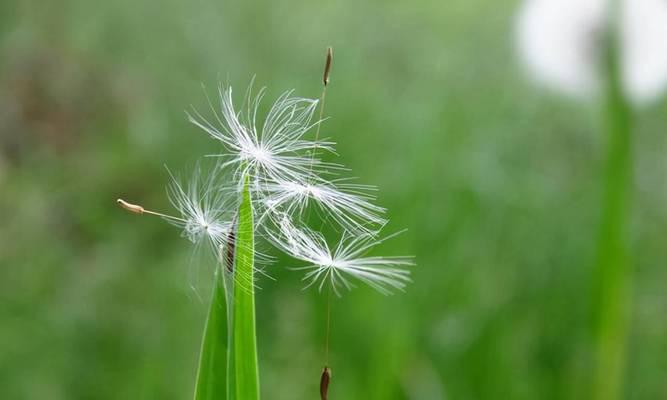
[188,85,338,184]
[156,82,412,295]
[166,166,236,251]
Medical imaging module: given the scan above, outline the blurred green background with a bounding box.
[1,0,666,399]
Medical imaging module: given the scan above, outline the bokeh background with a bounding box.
[1,0,666,399]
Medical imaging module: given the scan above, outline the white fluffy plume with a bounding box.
[188,85,338,185]
[267,214,412,296]
[257,178,387,234]
[124,80,413,296]
[165,165,236,253]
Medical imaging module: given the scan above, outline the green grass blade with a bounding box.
[232,175,260,400]
[193,270,230,400]
[592,5,634,400]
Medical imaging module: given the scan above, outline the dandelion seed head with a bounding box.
[189,84,336,185]
[166,165,236,255]
[184,215,228,245]
[124,78,413,296]
[243,145,271,164]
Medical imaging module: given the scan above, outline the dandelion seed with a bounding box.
[259,178,386,233]
[165,166,237,256]
[268,214,412,296]
[188,85,339,185]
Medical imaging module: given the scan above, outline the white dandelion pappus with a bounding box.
[187,84,338,185]
[166,164,276,293]
[258,178,387,234]
[267,214,412,296]
[165,165,237,256]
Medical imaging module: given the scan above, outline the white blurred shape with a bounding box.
[622,0,667,103]
[516,0,605,97]
[516,0,667,105]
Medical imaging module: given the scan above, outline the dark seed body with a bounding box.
[320,366,331,400]
[323,47,333,86]
[224,229,236,273]
[224,215,238,273]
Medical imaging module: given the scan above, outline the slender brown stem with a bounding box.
[324,283,332,365]
[310,47,332,176]
[311,51,333,364]
[315,88,328,143]
[320,284,333,400]
[309,86,328,175]
[313,47,334,400]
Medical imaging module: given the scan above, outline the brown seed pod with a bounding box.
[117,199,144,214]
[320,366,331,400]
[224,213,239,273]
[224,229,236,273]
[323,47,333,87]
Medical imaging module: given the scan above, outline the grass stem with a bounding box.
[592,4,634,400]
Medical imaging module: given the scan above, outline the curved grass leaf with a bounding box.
[193,270,230,400]
[232,175,260,400]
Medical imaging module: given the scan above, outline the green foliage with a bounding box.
[592,18,634,400]
[193,271,230,400]
[232,175,260,400]
[193,175,259,400]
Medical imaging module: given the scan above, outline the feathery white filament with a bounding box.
[259,179,387,233]
[188,85,338,185]
[268,214,412,296]
[132,80,415,297]
[166,167,235,253]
